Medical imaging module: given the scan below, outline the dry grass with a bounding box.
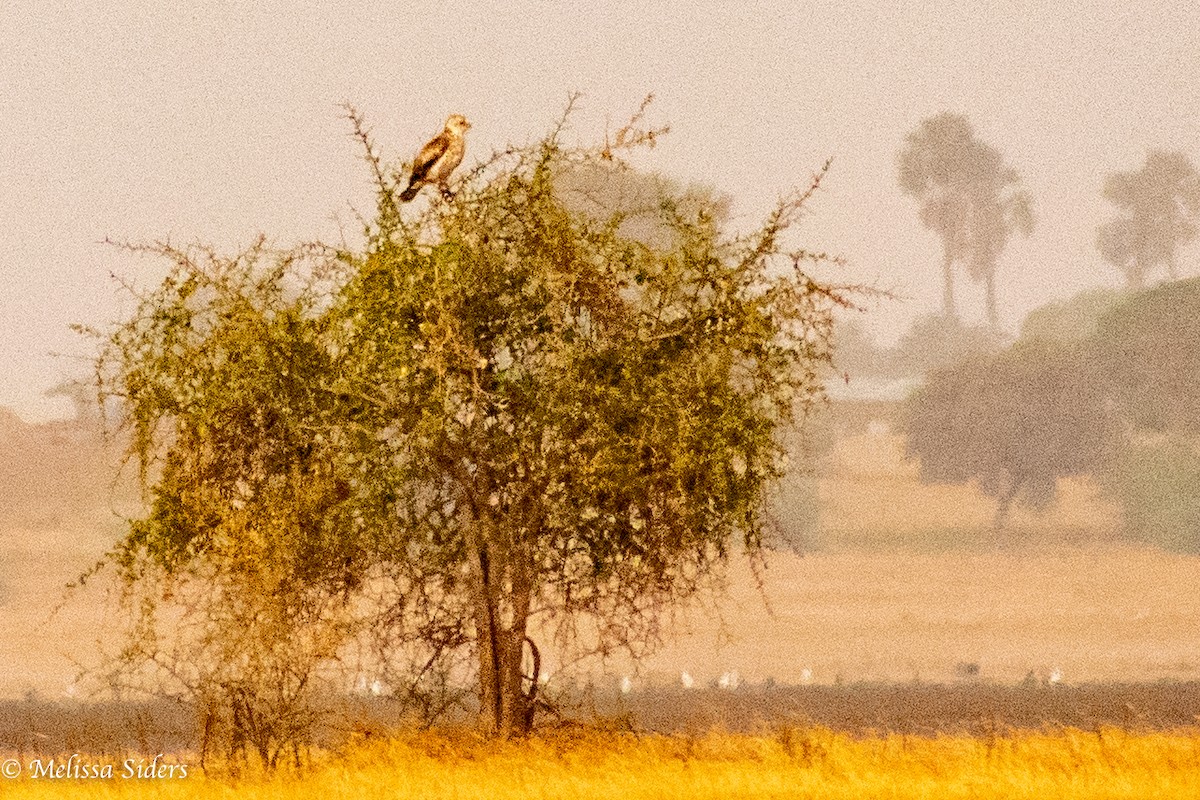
[2,727,1199,799]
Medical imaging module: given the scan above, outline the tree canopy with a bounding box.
[1097,150,1200,289]
[831,313,1005,383]
[903,339,1116,532]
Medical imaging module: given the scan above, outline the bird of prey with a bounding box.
[400,114,471,202]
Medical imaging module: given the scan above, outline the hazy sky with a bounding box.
[3,1,1199,421]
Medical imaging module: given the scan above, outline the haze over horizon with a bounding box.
[4,1,1199,421]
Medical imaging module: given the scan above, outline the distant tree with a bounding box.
[1101,438,1200,553]
[903,280,1200,548]
[898,113,1033,325]
[1097,150,1200,289]
[92,100,854,741]
[903,341,1116,532]
[1095,217,1139,288]
[829,316,888,379]
[553,160,732,250]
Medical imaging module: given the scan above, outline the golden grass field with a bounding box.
[2,727,1200,799]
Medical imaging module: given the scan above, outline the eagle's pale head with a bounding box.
[445,114,471,135]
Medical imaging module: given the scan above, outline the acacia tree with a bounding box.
[333,102,853,735]
[898,113,1033,325]
[94,101,851,740]
[1097,150,1200,289]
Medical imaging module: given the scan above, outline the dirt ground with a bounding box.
[1,412,1197,700]
[3,681,1199,757]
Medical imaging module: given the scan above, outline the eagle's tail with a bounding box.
[399,182,421,202]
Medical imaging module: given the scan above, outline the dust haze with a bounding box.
[2,0,1199,732]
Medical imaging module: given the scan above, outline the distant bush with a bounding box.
[1092,277,1200,435]
[890,314,1007,377]
[1087,279,1200,552]
[835,314,1005,382]
[1017,288,1127,345]
[1102,438,1200,553]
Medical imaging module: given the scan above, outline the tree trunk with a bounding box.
[472,546,502,734]
[992,479,1021,535]
[470,540,537,737]
[942,248,958,321]
[1128,253,1146,290]
[476,623,530,737]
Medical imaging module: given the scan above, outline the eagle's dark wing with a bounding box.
[409,132,452,185]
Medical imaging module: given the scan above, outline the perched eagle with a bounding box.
[399,114,471,202]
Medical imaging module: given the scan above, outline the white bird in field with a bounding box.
[400,113,471,202]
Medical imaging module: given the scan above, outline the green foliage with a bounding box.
[1017,288,1127,345]
[1087,279,1200,552]
[888,314,1006,377]
[91,240,365,766]
[553,160,732,251]
[835,314,1005,381]
[332,106,852,734]
[904,280,1200,545]
[98,239,359,588]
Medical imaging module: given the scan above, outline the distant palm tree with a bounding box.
[898,114,1033,326]
[1098,150,1200,289]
